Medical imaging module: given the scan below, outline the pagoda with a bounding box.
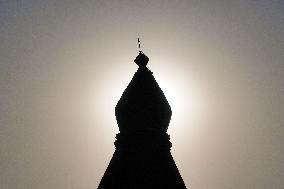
[98,49,187,188]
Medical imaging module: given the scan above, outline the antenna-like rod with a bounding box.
[138,37,142,53]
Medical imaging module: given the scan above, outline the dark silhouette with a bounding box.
[98,51,187,188]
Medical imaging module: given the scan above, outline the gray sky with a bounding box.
[0,0,284,188]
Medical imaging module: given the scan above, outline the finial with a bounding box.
[134,37,149,67]
[138,37,142,53]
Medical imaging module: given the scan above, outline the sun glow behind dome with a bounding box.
[149,56,206,131]
[159,77,201,124]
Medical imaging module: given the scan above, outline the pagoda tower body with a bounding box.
[98,52,187,189]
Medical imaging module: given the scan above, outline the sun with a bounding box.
[152,65,205,131]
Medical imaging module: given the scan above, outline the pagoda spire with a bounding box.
[98,48,187,189]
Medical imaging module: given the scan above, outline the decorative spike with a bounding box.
[138,37,142,52]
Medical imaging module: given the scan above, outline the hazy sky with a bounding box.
[1,0,284,188]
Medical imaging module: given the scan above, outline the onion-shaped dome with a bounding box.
[115,52,172,133]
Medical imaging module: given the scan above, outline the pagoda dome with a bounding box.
[115,52,172,133]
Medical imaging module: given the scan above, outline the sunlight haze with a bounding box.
[1,1,283,188]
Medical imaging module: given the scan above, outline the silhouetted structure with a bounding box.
[98,52,187,189]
